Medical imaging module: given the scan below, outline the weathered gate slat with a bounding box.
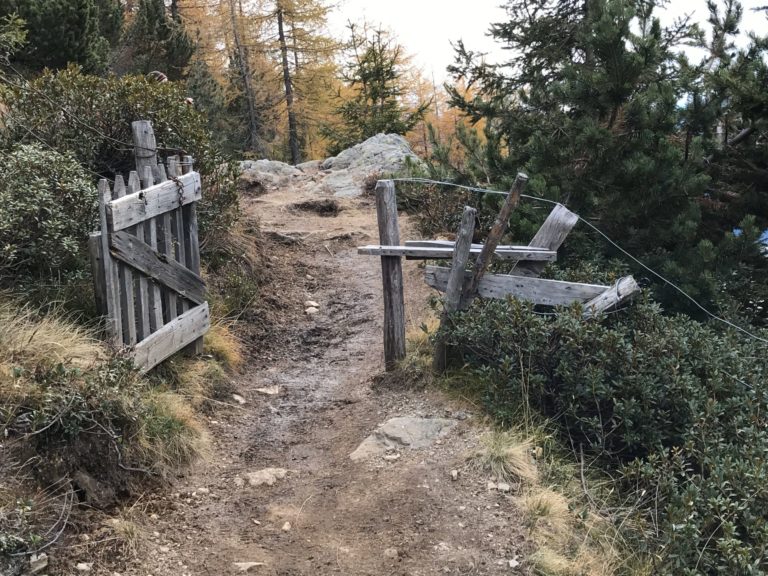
[98,179,123,345]
[358,245,557,261]
[128,171,151,340]
[107,172,202,231]
[113,175,137,345]
[425,266,609,307]
[133,303,210,373]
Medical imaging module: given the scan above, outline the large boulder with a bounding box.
[321,133,426,175]
[239,159,302,194]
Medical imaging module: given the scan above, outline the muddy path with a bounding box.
[108,180,532,576]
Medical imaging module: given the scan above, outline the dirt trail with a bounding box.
[112,180,531,576]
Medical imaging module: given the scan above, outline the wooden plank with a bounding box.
[583,276,640,318]
[98,179,123,345]
[141,166,164,332]
[514,204,579,278]
[109,231,206,305]
[181,155,203,356]
[127,171,150,340]
[375,180,406,371]
[132,120,159,187]
[150,165,179,324]
[133,303,211,373]
[106,172,202,231]
[88,232,106,316]
[405,240,550,251]
[113,176,137,345]
[358,245,556,261]
[433,206,476,373]
[425,266,609,307]
[469,172,528,296]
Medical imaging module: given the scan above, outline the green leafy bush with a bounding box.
[0,144,97,277]
[444,298,768,574]
[1,66,240,241]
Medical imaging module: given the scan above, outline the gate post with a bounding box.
[375,180,406,371]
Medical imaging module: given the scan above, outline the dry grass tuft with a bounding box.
[0,299,103,370]
[135,393,210,475]
[205,321,245,371]
[521,487,570,535]
[470,431,538,485]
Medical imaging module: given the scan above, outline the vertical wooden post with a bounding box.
[88,232,106,316]
[433,206,476,373]
[98,179,123,345]
[113,175,137,344]
[375,180,406,371]
[181,155,204,355]
[128,171,151,339]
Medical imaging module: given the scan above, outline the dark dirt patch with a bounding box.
[292,198,342,217]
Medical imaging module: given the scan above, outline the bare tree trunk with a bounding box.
[228,0,264,156]
[277,3,301,165]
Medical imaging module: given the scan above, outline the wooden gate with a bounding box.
[89,120,209,372]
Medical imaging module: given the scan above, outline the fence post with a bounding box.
[181,155,204,356]
[433,206,476,373]
[375,180,406,371]
[98,179,123,345]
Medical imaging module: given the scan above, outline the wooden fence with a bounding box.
[89,120,209,372]
[359,177,640,372]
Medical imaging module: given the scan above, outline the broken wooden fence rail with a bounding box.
[89,119,209,373]
[361,178,642,373]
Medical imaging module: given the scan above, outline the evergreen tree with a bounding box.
[324,24,428,155]
[116,0,194,79]
[444,0,767,319]
[0,0,111,73]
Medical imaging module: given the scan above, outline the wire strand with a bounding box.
[392,177,768,345]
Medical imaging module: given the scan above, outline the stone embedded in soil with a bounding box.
[282,521,292,532]
[349,416,457,461]
[76,563,93,572]
[234,561,266,572]
[232,394,247,405]
[255,385,280,396]
[497,482,511,493]
[383,547,399,559]
[29,553,48,573]
[303,300,320,308]
[451,469,459,481]
[245,467,288,487]
[305,306,320,315]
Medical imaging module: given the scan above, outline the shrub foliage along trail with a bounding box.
[443,299,768,574]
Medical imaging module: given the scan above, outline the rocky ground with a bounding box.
[36,135,536,575]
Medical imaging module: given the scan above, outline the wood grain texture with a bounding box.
[88,232,106,316]
[433,206,476,373]
[133,302,210,373]
[181,155,203,355]
[107,172,202,231]
[582,276,640,318]
[375,180,406,371]
[113,175,137,344]
[109,231,206,305]
[425,266,609,307]
[127,171,151,340]
[469,173,528,295]
[358,245,556,261]
[98,179,123,345]
[405,240,549,251]
[514,204,579,277]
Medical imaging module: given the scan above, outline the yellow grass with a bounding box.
[470,431,539,485]
[0,299,103,370]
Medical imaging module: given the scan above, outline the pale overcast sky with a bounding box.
[327,0,768,83]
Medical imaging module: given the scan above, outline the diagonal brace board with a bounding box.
[425,266,609,307]
[109,230,206,304]
[107,172,202,231]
